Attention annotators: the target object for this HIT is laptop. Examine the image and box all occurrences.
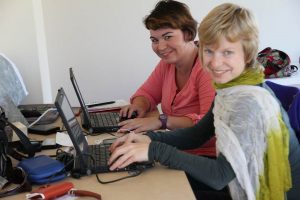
[55,88,154,175]
[69,67,120,133]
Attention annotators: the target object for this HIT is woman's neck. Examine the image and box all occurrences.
[175,42,198,75]
[175,42,198,91]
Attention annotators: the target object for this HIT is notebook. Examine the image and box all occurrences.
[69,67,120,133]
[54,88,154,175]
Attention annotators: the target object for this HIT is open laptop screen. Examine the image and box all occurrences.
[69,68,91,127]
[55,88,88,153]
[69,68,121,133]
[55,88,154,174]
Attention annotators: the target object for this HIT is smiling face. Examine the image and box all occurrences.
[150,28,189,64]
[202,36,246,84]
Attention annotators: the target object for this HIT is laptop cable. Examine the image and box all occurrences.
[95,169,142,184]
[90,154,143,184]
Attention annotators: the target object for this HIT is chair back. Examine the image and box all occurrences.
[265,81,300,141]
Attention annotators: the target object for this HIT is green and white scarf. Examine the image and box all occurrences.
[213,68,291,200]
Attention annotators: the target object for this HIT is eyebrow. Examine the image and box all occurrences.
[150,31,173,40]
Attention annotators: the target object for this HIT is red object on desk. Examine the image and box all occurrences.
[26,181,74,200]
[26,181,102,200]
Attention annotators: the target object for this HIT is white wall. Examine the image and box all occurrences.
[0,0,42,103]
[1,0,300,106]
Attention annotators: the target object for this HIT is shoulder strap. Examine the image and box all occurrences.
[0,107,35,160]
[5,120,35,158]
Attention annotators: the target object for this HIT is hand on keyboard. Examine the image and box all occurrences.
[119,111,138,122]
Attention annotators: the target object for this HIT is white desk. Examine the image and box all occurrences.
[266,70,300,87]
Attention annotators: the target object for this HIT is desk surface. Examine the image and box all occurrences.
[8,164,195,200]
[6,128,196,199]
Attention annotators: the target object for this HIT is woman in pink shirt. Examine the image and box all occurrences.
[119,0,215,155]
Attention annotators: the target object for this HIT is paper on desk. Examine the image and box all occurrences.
[56,131,74,146]
[87,99,129,112]
[55,194,76,200]
[56,131,110,148]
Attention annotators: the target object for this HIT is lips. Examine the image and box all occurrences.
[159,50,172,58]
[210,69,231,78]
[213,69,229,74]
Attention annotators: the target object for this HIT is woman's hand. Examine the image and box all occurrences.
[108,132,151,170]
[119,104,146,118]
[109,131,151,151]
[118,117,161,133]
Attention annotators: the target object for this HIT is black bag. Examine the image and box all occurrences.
[0,107,32,198]
[0,106,37,161]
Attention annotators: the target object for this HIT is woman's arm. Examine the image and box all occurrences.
[149,141,235,190]
[108,130,235,190]
[130,61,166,111]
[119,61,165,122]
[147,104,215,150]
[165,115,194,129]
[120,96,151,118]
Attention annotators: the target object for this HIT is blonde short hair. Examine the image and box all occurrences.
[198,3,260,68]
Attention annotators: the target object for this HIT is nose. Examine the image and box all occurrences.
[157,40,167,51]
[210,54,222,68]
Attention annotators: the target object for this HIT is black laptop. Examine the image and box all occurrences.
[69,67,120,133]
[55,88,154,175]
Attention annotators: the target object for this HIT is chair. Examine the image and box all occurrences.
[265,81,300,141]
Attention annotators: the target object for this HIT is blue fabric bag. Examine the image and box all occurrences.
[18,155,66,184]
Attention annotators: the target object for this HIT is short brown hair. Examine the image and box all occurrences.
[144,0,197,41]
[198,3,259,68]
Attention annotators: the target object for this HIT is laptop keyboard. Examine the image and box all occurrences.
[74,143,155,174]
[90,112,119,127]
[87,144,111,171]
[73,143,111,173]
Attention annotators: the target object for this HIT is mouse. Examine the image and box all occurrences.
[119,111,138,122]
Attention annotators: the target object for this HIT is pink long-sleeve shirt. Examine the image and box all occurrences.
[131,58,215,124]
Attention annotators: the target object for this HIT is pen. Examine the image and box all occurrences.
[86,101,115,108]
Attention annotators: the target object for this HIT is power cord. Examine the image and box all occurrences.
[56,148,75,172]
[70,153,143,184]
[95,170,142,184]
[89,154,143,184]
[35,148,77,185]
